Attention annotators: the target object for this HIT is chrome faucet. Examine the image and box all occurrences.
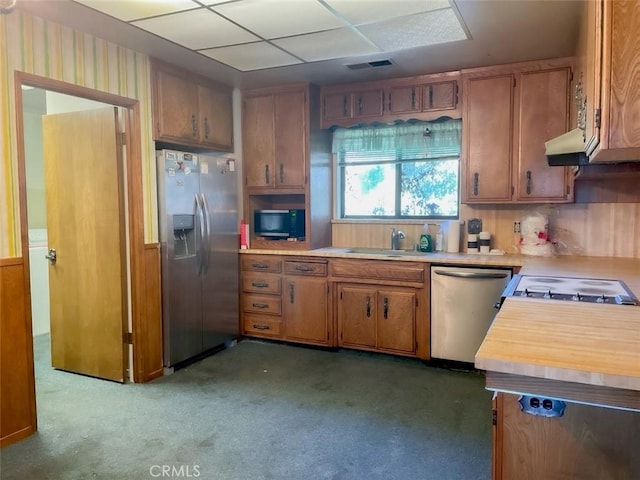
[390,228,406,250]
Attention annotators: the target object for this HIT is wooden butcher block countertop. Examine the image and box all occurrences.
[475,298,640,391]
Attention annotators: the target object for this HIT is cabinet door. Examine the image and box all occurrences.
[388,85,422,115]
[243,95,275,188]
[425,81,457,111]
[516,68,571,201]
[376,289,416,354]
[198,84,233,151]
[463,74,515,202]
[274,90,306,189]
[283,277,328,344]
[338,285,376,348]
[323,92,351,123]
[154,69,199,142]
[352,89,385,119]
[597,0,640,159]
[496,392,640,480]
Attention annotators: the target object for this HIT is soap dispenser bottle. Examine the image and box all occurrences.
[419,224,433,252]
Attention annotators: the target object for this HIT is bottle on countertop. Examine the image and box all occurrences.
[419,224,433,252]
[435,224,444,252]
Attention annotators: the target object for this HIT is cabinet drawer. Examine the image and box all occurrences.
[284,260,327,277]
[242,272,282,294]
[243,314,282,337]
[242,293,282,315]
[241,255,282,273]
[331,259,425,283]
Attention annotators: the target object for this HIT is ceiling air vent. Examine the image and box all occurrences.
[346,59,393,70]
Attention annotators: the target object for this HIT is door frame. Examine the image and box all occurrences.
[14,71,153,387]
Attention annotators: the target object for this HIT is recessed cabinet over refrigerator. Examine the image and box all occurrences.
[157,149,239,368]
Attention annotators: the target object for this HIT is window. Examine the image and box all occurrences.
[333,119,461,219]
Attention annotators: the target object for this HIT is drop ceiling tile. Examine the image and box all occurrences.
[75,0,199,22]
[272,28,380,62]
[132,8,259,49]
[200,42,303,71]
[325,0,450,26]
[357,8,467,52]
[211,0,344,39]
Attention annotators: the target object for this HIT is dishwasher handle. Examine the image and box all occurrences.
[433,270,510,279]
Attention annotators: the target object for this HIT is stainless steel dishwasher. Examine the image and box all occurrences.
[430,265,512,363]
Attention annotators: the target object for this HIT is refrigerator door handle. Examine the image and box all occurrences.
[200,193,212,273]
[195,193,206,274]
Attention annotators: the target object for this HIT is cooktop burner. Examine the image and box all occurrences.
[503,275,638,305]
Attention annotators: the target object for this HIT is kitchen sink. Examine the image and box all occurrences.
[345,248,429,257]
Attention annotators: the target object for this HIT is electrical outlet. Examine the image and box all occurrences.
[513,221,521,233]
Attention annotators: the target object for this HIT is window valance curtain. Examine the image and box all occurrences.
[332,119,462,160]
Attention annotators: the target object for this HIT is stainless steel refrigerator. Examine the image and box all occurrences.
[157,149,239,368]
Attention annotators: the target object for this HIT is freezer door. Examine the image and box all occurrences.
[157,151,204,366]
[199,156,239,350]
[430,266,512,362]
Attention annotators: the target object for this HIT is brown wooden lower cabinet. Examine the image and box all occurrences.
[240,255,331,346]
[337,284,417,355]
[493,392,640,480]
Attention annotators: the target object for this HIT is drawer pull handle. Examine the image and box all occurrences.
[204,117,210,139]
[383,297,389,319]
[366,296,371,317]
[294,265,313,272]
[253,324,270,330]
[526,170,532,195]
[251,263,269,269]
[251,281,269,288]
[473,172,479,196]
[252,303,269,309]
[289,284,295,304]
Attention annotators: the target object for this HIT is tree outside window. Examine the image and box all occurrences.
[334,119,461,219]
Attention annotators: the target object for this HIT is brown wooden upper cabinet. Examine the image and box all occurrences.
[321,88,384,125]
[150,60,233,151]
[389,80,457,116]
[462,60,573,204]
[320,72,460,128]
[242,86,307,190]
[575,0,640,163]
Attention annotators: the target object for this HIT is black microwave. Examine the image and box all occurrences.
[254,209,305,239]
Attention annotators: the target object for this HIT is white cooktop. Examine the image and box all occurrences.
[515,276,630,297]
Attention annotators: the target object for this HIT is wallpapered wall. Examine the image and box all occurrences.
[1,9,158,258]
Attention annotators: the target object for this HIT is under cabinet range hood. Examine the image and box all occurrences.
[545,128,590,166]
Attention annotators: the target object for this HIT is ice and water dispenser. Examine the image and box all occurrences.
[172,214,195,258]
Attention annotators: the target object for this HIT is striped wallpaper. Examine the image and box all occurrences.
[1,8,158,258]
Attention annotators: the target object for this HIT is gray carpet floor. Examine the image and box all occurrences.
[1,334,492,480]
